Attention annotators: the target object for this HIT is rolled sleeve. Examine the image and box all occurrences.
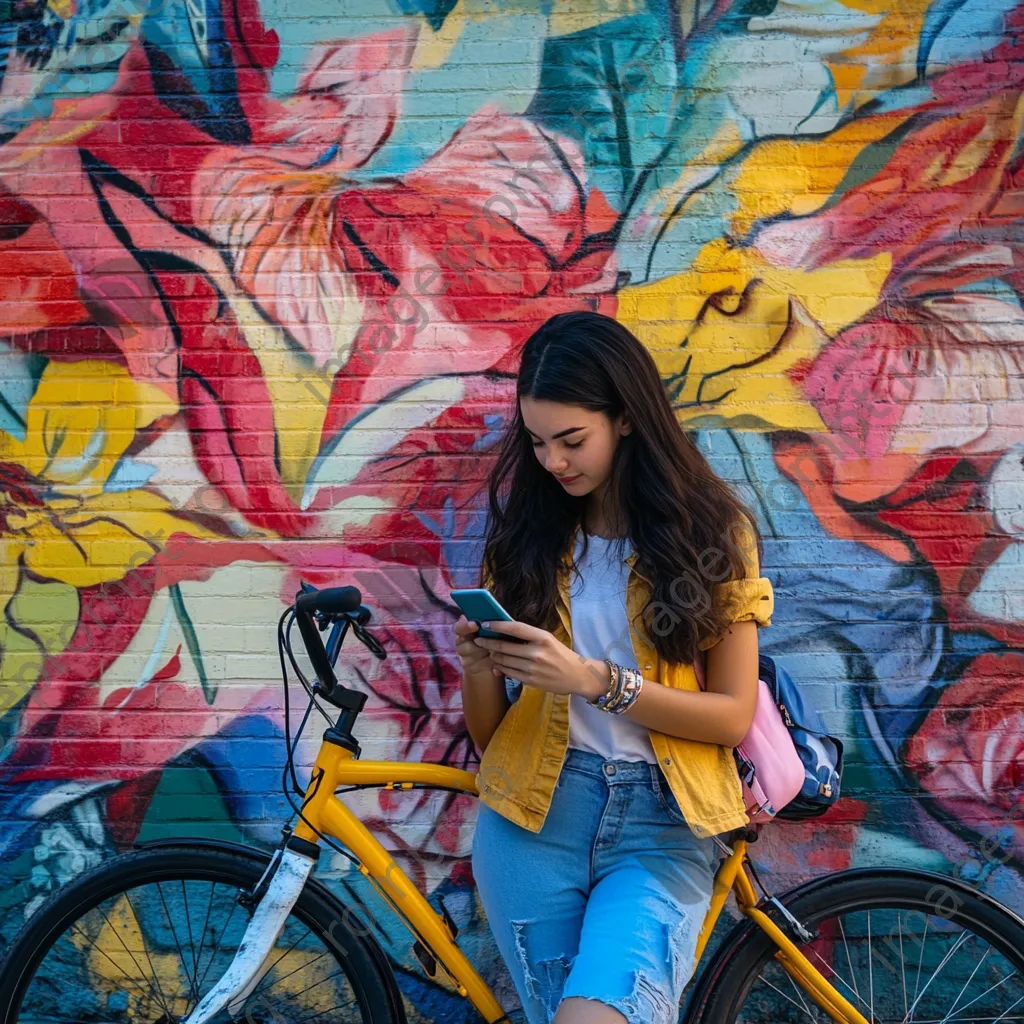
[699,576,775,651]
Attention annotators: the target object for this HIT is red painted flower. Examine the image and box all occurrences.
[906,651,1024,858]
[192,31,617,521]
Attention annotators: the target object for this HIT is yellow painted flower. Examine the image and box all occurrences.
[0,359,221,716]
[619,239,891,431]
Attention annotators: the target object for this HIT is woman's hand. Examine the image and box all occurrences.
[455,616,501,683]
[473,621,610,700]
[456,616,513,753]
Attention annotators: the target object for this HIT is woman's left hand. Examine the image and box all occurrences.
[473,621,609,700]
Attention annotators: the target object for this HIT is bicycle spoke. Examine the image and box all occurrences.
[784,962,818,1018]
[803,931,877,1017]
[690,872,1024,1024]
[192,879,217,998]
[71,915,149,997]
[939,945,991,1023]
[122,888,173,1014]
[61,935,164,1021]
[155,880,193,1003]
[11,859,384,1024]
[801,907,1022,1024]
[868,910,874,1021]
[905,929,973,1020]
[284,965,352,1003]
[77,902,169,1017]
[194,887,243,995]
[898,910,908,1021]
[838,916,862,1006]
[758,971,823,1020]
[47,938,152,1002]
[254,927,316,990]
[992,989,1024,1023]
[909,915,932,1022]
[937,968,1015,1022]
[291,992,362,1024]
[258,946,332,996]
[181,879,201,1007]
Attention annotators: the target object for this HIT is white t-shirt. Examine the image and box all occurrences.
[567,534,656,763]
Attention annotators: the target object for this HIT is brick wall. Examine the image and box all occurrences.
[0,0,1022,1020]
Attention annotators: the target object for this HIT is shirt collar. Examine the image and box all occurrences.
[565,526,642,571]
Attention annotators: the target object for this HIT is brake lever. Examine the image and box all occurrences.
[350,604,373,627]
[352,622,387,660]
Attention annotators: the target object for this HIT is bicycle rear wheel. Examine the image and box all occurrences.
[0,843,404,1024]
[698,869,1024,1023]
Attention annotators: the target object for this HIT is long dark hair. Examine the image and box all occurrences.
[482,311,762,664]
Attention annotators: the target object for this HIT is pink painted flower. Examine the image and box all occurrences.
[801,270,1024,496]
[755,82,1024,498]
[192,31,617,521]
[906,652,1024,859]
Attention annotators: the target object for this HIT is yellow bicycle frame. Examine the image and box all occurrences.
[293,738,871,1024]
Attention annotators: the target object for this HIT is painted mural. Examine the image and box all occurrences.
[0,0,1022,1017]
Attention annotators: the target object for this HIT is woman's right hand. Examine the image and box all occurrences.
[455,616,502,682]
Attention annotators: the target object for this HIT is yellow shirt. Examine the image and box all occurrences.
[476,544,774,838]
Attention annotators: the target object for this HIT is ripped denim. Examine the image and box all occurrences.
[472,749,720,1024]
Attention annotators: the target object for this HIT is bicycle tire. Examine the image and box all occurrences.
[0,842,405,1024]
[695,868,1024,1023]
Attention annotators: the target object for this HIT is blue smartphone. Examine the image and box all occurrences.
[450,589,528,643]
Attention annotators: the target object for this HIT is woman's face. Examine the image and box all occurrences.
[520,398,630,498]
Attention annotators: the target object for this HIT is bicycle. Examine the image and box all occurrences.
[3,582,1024,1023]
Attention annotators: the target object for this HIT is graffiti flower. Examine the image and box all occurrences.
[0,359,227,716]
[800,251,1024,499]
[192,29,616,518]
[906,651,1024,858]
[755,82,1024,499]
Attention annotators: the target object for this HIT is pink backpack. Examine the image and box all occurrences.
[693,652,805,824]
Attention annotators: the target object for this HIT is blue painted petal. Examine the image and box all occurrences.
[103,457,159,493]
[142,0,250,144]
[0,344,46,444]
[189,715,291,848]
[527,13,678,215]
[920,0,1018,75]
[391,0,459,33]
[917,0,969,75]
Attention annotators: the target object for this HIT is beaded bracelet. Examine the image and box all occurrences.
[588,662,644,715]
[588,662,620,712]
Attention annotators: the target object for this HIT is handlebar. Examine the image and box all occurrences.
[291,584,385,702]
[294,585,362,617]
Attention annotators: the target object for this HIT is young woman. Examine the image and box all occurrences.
[455,311,774,1024]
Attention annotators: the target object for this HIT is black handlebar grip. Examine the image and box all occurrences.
[294,586,362,617]
[292,586,363,696]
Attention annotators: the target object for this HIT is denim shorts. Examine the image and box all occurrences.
[472,748,720,1024]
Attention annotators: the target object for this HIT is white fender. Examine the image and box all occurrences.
[184,848,316,1024]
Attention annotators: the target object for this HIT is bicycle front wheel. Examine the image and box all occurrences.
[0,843,403,1024]
[700,869,1024,1024]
